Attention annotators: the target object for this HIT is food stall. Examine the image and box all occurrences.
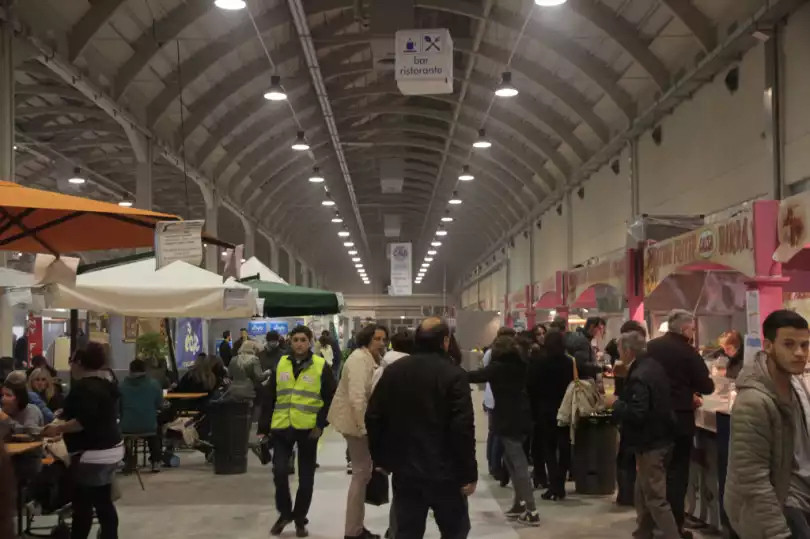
[566,248,632,338]
[528,271,565,328]
[505,287,530,330]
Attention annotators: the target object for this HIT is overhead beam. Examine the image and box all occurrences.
[661,0,717,52]
[67,0,126,62]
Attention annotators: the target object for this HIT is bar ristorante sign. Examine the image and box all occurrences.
[643,207,755,296]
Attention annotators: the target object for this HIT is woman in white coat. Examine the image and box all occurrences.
[327,324,389,539]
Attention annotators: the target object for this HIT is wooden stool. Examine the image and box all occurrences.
[122,433,155,491]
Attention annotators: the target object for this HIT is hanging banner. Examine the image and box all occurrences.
[154,220,204,270]
[567,250,627,303]
[774,190,810,262]
[395,28,453,95]
[26,313,42,362]
[389,242,412,296]
[643,207,754,296]
[175,318,202,369]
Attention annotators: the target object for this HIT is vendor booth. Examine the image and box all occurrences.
[528,271,565,328]
[566,248,632,337]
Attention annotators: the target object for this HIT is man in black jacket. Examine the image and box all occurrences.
[366,317,476,539]
[219,330,233,367]
[607,331,679,539]
[646,309,714,537]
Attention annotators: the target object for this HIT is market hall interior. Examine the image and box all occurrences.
[4,0,810,538]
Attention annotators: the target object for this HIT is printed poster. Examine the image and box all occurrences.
[389,242,412,296]
[175,318,202,369]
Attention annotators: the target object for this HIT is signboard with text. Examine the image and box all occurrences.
[27,313,42,363]
[567,251,627,303]
[389,242,413,296]
[643,207,755,296]
[395,28,453,95]
[154,220,204,270]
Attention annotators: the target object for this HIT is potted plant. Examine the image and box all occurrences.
[136,332,170,388]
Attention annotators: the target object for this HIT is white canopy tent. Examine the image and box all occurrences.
[44,258,256,318]
[240,256,286,284]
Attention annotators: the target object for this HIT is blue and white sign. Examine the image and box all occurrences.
[175,318,202,369]
[389,242,412,296]
[269,321,290,336]
[395,28,453,95]
[248,320,269,338]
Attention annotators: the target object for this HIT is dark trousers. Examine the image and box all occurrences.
[71,484,118,539]
[666,418,693,531]
[273,430,318,524]
[786,506,810,539]
[541,421,570,496]
[123,433,162,467]
[485,411,505,477]
[616,430,636,505]
[392,477,470,539]
[530,422,548,486]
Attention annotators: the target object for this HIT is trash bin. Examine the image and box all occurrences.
[572,413,618,495]
[210,400,252,475]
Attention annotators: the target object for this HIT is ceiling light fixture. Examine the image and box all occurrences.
[118,201,133,207]
[291,130,310,151]
[428,250,437,255]
[355,264,363,269]
[425,257,434,262]
[459,165,474,181]
[331,215,343,223]
[535,0,567,5]
[264,75,288,101]
[473,129,492,149]
[214,0,246,10]
[431,241,442,247]
[338,230,350,237]
[67,167,86,185]
[495,71,519,98]
[352,257,361,262]
[448,191,462,205]
[441,215,454,222]
[436,229,448,237]
[308,167,325,183]
[348,250,358,255]
[321,192,335,206]
[343,242,355,247]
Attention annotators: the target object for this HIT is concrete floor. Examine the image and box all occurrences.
[108,390,707,538]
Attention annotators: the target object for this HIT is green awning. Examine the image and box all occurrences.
[241,277,341,317]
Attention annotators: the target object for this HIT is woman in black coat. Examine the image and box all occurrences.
[527,330,574,500]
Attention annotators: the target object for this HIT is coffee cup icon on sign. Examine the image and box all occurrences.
[405,38,416,52]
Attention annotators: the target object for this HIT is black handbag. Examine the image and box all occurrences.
[365,470,390,506]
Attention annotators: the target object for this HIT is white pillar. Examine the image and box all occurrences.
[0,12,14,183]
[135,137,153,210]
[270,240,280,274]
[205,200,219,272]
[243,221,256,260]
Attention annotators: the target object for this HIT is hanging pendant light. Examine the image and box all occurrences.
[448,191,462,205]
[321,191,335,206]
[338,229,350,237]
[441,211,454,223]
[264,75,288,101]
[118,201,133,207]
[431,241,442,247]
[473,129,492,149]
[435,228,448,237]
[331,213,343,223]
[67,167,86,185]
[291,131,310,151]
[215,0,246,10]
[535,0,567,5]
[495,72,519,98]
[458,165,474,181]
[308,167,325,183]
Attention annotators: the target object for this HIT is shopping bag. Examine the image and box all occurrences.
[365,470,389,506]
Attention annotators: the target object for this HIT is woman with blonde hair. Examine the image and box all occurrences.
[27,367,64,412]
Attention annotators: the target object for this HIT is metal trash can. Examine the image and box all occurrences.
[210,400,252,475]
[573,413,618,495]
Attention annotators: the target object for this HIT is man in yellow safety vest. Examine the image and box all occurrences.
[258,325,336,538]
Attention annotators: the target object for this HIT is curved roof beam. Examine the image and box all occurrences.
[341,122,554,193]
[112,0,213,99]
[418,0,636,120]
[252,143,531,219]
[15,84,84,100]
[15,106,112,122]
[334,107,550,195]
[338,89,571,178]
[67,0,127,62]
[567,0,670,90]
[145,5,292,127]
[661,0,717,52]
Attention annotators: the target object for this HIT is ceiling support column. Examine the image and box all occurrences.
[0,4,14,185]
[135,135,153,210]
[204,199,219,272]
[764,24,785,200]
[269,239,280,276]
[289,256,297,286]
[243,220,256,260]
[565,192,574,270]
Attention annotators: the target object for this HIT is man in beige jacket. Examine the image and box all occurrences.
[328,324,388,539]
[725,310,809,538]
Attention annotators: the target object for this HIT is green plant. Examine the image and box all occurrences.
[136,332,168,368]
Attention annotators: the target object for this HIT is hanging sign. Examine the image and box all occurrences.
[774,190,810,262]
[175,318,202,369]
[395,28,453,95]
[27,313,42,363]
[154,220,204,270]
[643,207,754,296]
[389,242,412,296]
[568,250,627,304]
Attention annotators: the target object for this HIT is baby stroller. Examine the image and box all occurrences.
[25,448,72,538]
[164,409,213,463]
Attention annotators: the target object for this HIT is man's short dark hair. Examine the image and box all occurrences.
[414,318,450,354]
[129,359,147,373]
[321,330,330,337]
[585,317,606,332]
[223,330,231,339]
[496,327,516,338]
[356,324,387,348]
[390,330,414,355]
[240,328,247,333]
[266,330,280,342]
[763,310,809,342]
[620,320,647,338]
[76,342,107,370]
[550,317,567,332]
[289,325,313,340]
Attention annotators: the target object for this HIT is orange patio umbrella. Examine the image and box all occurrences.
[0,181,182,254]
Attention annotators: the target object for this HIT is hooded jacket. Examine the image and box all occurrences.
[724,352,795,539]
[119,373,162,434]
[225,341,268,402]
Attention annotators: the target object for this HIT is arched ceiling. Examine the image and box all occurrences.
[6,0,797,293]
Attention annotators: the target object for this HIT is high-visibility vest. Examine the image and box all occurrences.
[271,354,325,430]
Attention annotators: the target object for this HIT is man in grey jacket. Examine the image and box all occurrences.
[725,310,809,539]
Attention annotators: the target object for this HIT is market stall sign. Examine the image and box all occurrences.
[395,29,453,95]
[774,190,810,263]
[644,208,754,296]
[568,251,627,303]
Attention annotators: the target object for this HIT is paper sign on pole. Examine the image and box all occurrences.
[223,245,244,280]
[389,242,412,296]
[154,220,204,270]
[395,28,453,95]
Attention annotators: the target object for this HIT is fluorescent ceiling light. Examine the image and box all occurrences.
[459,166,474,181]
[441,216,454,222]
[473,129,492,149]
[291,130,310,151]
[215,0,246,9]
[308,167,325,183]
[264,75,287,101]
[495,72,519,98]
[118,201,133,207]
